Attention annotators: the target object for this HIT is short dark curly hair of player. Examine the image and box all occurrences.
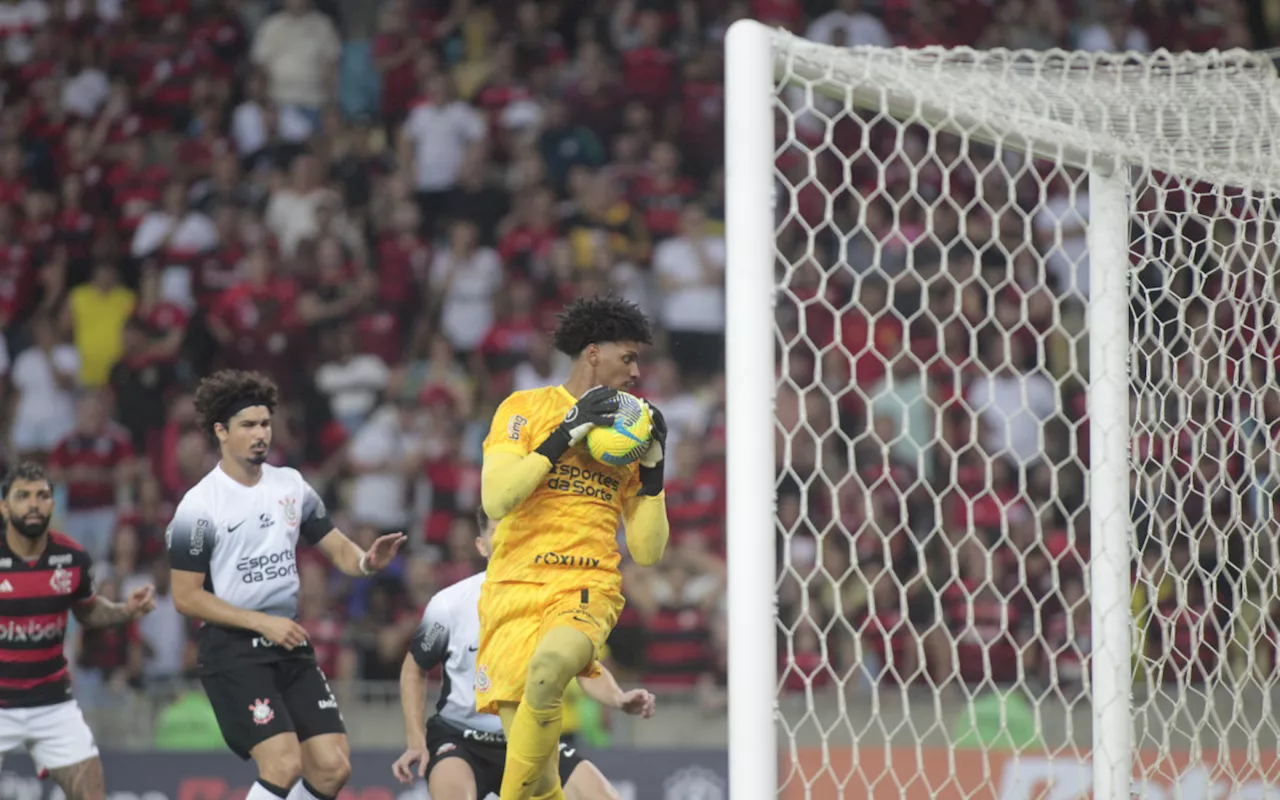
[1,462,49,498]
[194,370,280,438]
[551,295,653,356]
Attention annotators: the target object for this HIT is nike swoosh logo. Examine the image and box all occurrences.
[468,645,479,652]
[228,521,244,532]
[572,616,592,624]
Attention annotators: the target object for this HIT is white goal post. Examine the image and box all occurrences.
[725,18,1280,800]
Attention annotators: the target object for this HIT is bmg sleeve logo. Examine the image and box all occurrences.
[507,414,529,441]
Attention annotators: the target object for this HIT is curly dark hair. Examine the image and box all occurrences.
[1,461,49,498]
[193,370,280,438]
[551,295,653,356]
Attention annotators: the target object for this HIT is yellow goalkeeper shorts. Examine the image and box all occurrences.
[474,580,624,716]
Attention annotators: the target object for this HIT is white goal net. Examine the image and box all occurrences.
[724,21,1280,800]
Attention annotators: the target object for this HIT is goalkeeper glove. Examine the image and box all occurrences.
[637,400,667,497]
[535,386,620,463]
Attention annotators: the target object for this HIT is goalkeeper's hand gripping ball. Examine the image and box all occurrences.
[586,391,652,467]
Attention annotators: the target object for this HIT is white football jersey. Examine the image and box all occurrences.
[166,463,334,620]
[411,572,503,734]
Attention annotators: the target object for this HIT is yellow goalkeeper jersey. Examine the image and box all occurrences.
[482,386,641,594]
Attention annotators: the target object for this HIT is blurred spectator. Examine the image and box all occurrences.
[125,557,187,684]
[1076,0,1152,52]
[966,336,1058,470]
[653,202,724,382]
[805,0,891,47]
[9,314,78,462]
[429,218,502,356]
[131,180,219,265]
[250,0,341,130]
[345,389,421,534]
[108,317,176,455]
[315,323,391,434]
[64,262,135,388]
[48,391,135,563]
[399,72,487,229]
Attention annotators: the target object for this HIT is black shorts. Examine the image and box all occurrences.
[201,658,346,760]
[423,717,583,796]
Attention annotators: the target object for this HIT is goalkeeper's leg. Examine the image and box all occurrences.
[498,626,595,800]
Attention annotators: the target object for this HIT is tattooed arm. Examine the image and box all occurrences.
[72,585,155,629]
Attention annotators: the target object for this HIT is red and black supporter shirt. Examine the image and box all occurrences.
[0,533,96,708]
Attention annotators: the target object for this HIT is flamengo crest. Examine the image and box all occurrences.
[49,567,72,595]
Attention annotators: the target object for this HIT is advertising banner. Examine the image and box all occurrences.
[782,748,1280,800]
[0,750,728,800]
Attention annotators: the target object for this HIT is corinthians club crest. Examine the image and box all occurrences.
[280,496,298,526]
[249,698,274,726]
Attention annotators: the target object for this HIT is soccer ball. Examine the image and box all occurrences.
[586,392,652,467]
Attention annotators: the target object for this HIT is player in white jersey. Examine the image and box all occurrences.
[392,509,655,799]
[167,371,406,800]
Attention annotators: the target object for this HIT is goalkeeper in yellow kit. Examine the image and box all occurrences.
[477,296,669,800]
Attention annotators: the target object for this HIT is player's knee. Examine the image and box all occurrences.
[525,649,577,709]
[307,748,352,793]
[259,753,303,788]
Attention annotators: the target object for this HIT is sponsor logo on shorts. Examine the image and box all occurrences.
[49,567,72,595]
[476,665,491,693]
[463,729,506,744]
[249,698,274,726]
[533,552,601,568]
[318,696,338,710]
[435,743,457,755]
[507,414,528,441]
[251,636,309,649]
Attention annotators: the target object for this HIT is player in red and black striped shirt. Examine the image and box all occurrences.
[0,462,156,800]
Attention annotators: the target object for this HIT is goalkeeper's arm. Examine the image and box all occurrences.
[622,400,670,566]
[482,387,622,520]
[623,494,668,566]
[481,450,556,520]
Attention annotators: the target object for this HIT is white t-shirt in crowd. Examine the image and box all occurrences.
[250,10,341,108]
[232,101,314,155]
[265,188,328,258]
[430,247,503,351]
[654,235,726,333]
[130,211,219,260]
[402,101,487,192]
[11,344,79,445]
[967,372,1058,468]
[346,406,416,530]
[1034,192,1091,298]
[315,355,391,422]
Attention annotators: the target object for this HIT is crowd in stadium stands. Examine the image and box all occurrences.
[0,0,1276,716]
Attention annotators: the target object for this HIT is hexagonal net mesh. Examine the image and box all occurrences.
[760,28,1280,800]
